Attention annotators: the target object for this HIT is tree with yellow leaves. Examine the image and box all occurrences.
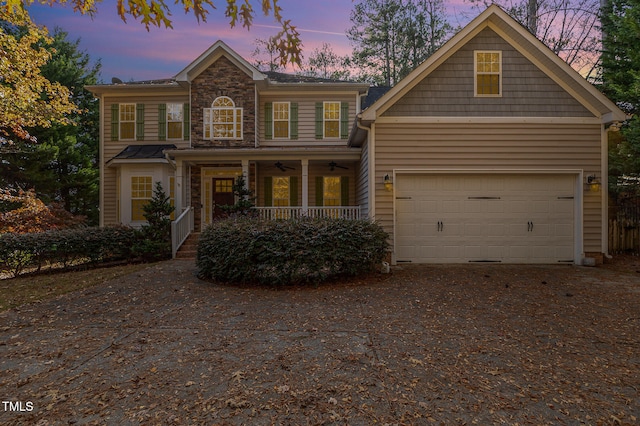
[0,9,78,142]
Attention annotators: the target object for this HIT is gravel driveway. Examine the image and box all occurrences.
[1,259,639,425]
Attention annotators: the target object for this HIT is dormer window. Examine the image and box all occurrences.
[475,51,502,96]
[204,96,243,139]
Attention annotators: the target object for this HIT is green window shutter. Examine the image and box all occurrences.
[340,176,349,206]
[157,104,166,141]
[315,102,323,139]
[264,177,273,207]
[111,104,119,141]
[340,102,349,139]
[136,103,145,141]
[264,102,273,140]
[183,103,190,141]
[290,176,298,206]
[315,177,324,206]
[290,103,298,140]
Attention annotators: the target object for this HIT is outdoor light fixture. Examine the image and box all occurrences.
[586,174,601,192]
[383,174,393,192]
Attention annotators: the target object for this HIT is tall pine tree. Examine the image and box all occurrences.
[601,0,640,192]
[0,27,101,224]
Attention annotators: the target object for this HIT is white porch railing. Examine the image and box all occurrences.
[171,206,194,258]
[254,206,361,220]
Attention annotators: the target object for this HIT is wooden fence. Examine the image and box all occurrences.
[609,195,640,254]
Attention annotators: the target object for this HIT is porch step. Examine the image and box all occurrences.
[175,232,200,259]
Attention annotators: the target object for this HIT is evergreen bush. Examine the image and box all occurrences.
[196,217,389,285]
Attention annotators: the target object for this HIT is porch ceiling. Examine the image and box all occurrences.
[164,147,362,163]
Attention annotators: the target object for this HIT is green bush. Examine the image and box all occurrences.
[0,226,142,277]
[196,217,389,285]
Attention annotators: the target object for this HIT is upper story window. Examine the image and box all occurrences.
[167,103,183,139]
[273,102,290,139]
[204,96,243,140]
[475,51,502,96]
[315,102,349,140]
[111,103,144,141]
[119,103,136,140]
[323,102,341,138]
[264,102,298,140]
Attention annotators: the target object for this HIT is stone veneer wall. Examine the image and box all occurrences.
[191,56,256,148]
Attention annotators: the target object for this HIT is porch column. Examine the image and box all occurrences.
[241,159,249,188]
[301,159,309,214]
[175,159,183,213]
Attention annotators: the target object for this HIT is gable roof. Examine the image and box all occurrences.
[174,40,265,82]
[360,4,626,124]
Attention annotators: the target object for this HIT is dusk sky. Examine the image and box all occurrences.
[28,1,477,83]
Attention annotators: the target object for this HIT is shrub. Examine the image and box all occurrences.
[0,226,141,277]
[196,217,389,285]
[136,181,174,260]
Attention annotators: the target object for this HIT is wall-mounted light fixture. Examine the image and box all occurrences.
[586,174,601,192]
[383,174,393,192]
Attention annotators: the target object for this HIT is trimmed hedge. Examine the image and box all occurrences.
[196,217,389,285]
[0,226,159,277]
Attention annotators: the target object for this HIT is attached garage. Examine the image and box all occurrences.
[394,173,578,264]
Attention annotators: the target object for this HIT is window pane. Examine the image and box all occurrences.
[168,122,182,139]
[274,121,289,138]
[325,121,339,138]
[120,122,135,140]
[273,177,290,207]
[323,177,341,206]
[131,176,152,221]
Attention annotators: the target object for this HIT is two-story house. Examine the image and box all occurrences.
[88,5,625,265]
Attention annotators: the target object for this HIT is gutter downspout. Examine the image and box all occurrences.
[356,115,373,221]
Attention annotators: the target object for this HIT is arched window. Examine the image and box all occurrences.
[203,96,243,140]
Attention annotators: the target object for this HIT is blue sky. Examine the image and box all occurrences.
[28,0,474,83]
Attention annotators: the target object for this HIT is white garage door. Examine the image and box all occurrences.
[395,174,575,263]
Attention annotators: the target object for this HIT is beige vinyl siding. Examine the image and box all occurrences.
[384,28,593,118]
[102,96,189,225]
[102,167,118,225]
[259,94,356,145]
[355,139,369,217]
[374,122,603,252]
[256,162,357,207]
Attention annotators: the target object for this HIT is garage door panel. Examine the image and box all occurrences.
[395,174,575,264]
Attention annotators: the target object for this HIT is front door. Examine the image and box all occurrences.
[212,178,235,218]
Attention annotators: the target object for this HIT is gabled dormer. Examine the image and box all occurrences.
[175,40,266,148]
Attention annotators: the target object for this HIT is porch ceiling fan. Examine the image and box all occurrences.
[329,161,348,171]
[274,161,295,172]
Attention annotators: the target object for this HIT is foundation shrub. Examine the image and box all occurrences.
[196,217,389,285]
[0,226,141,277]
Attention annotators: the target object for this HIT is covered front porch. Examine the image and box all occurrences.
[166,147,364,232]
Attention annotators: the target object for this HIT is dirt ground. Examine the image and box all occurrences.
[1,256,639,425]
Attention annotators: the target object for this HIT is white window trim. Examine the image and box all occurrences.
[273,101,290,139]
[130,175,153,222]
[323,101,341,139]
[204,96,243,140]
[119,103,136,141]
[474,50,502,98]
[166,103,183,140]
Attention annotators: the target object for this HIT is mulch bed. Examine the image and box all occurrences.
[1,257,639,425]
